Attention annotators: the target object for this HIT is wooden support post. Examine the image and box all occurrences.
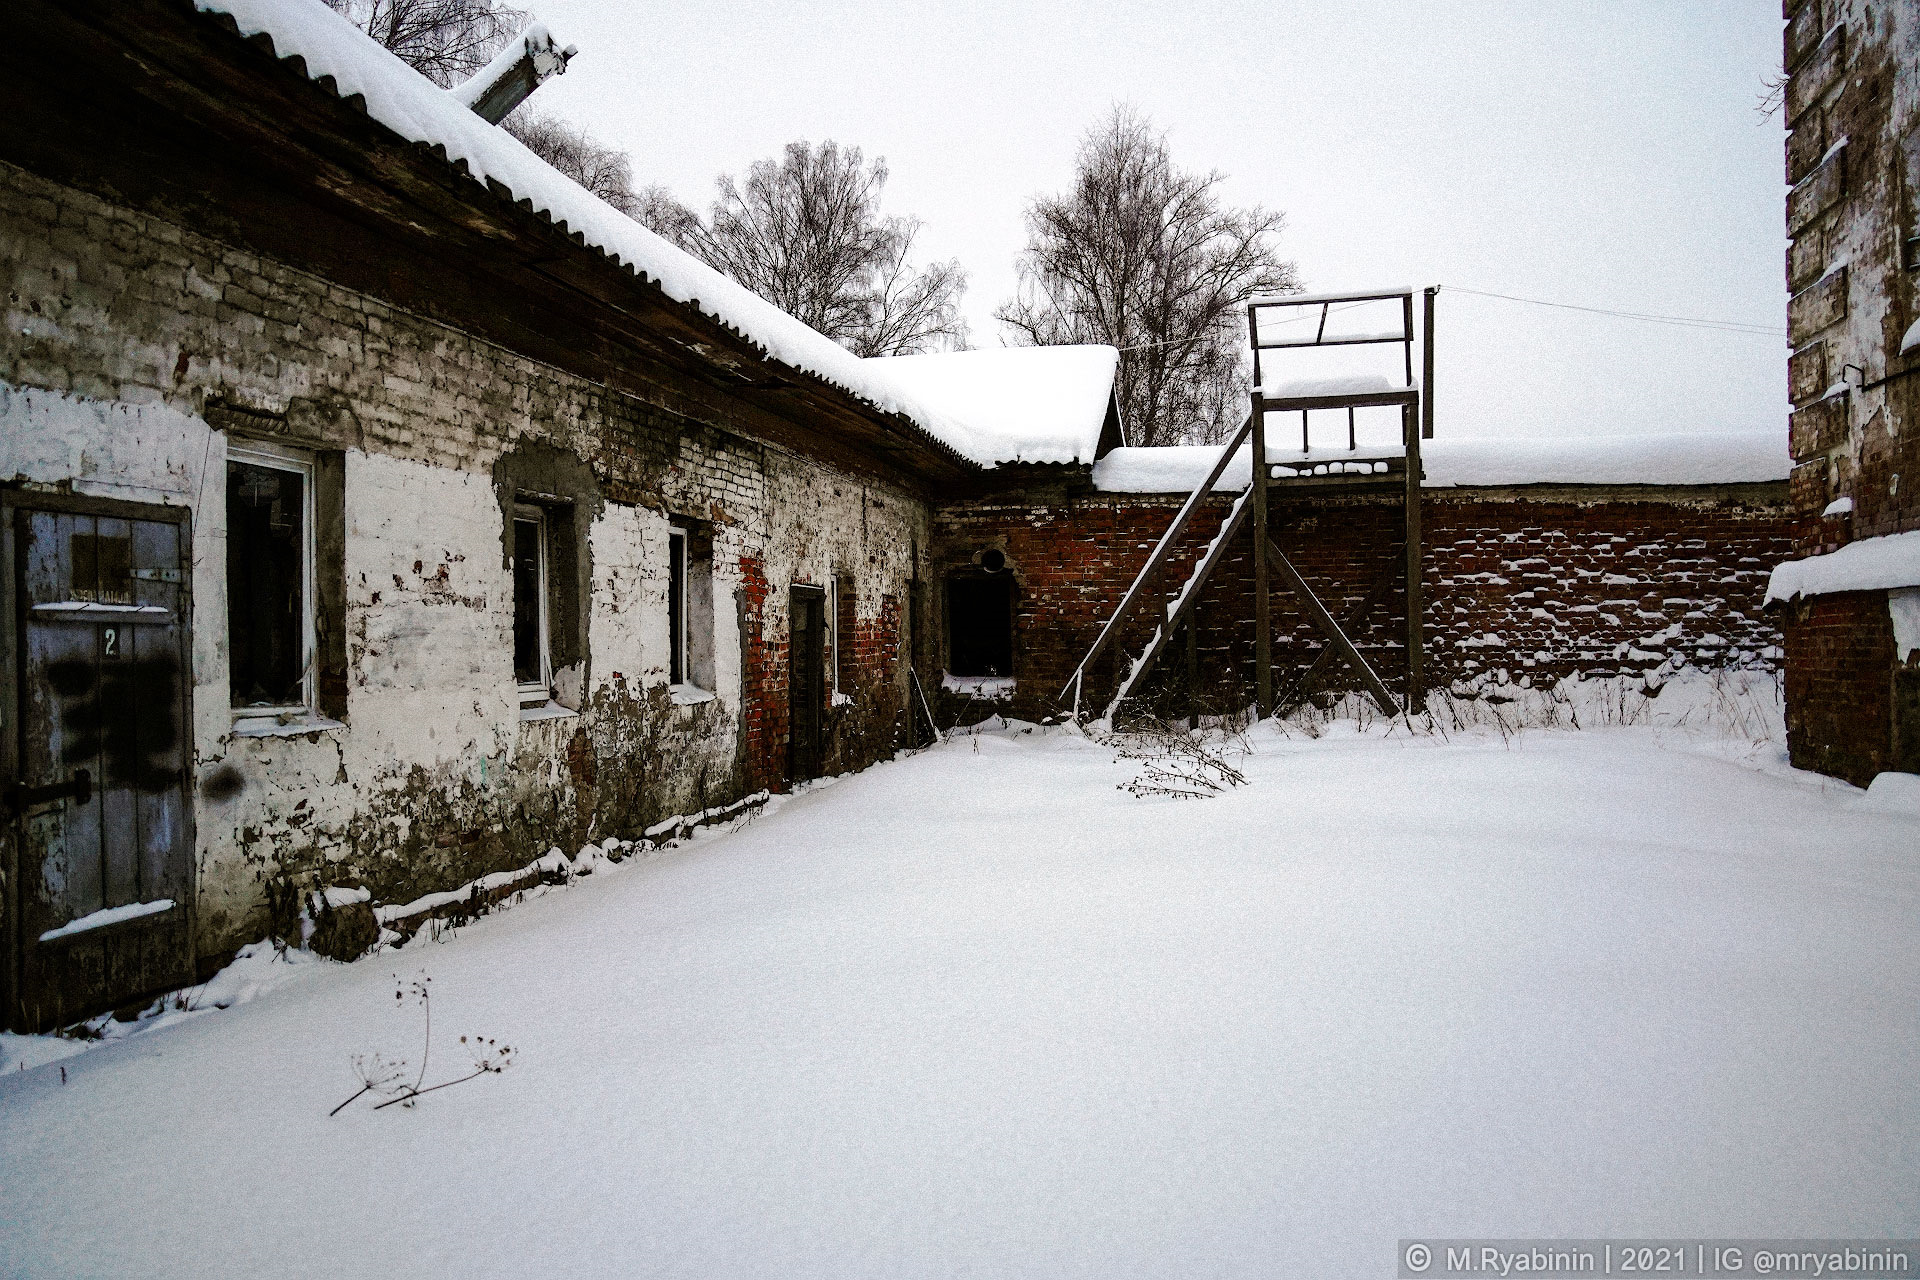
[1184,617,1199,724]
[1252,391,1272,719]
[1403,399,1424,713]
[1422,287,1436,440]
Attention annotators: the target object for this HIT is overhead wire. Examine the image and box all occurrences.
[1108,284,1785,358]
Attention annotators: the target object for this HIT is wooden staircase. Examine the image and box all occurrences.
[1061,286,1437,724]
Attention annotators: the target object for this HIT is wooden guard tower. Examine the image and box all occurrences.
[1062,285,1436,723]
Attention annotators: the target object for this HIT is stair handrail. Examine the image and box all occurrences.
[1057,411,1256,706]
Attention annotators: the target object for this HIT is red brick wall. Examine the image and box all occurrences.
[1781,590,1896,786]
[737,553,781,794]
[737,559,907,794]
[932,487,1794,724]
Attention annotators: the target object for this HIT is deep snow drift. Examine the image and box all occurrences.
[1,717,1915,1278]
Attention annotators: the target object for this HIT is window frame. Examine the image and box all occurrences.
[667,526,688,687]
[226,439,317,718]
[512,502,553,707]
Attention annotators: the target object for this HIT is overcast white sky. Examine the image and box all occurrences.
[520,0,1787,443]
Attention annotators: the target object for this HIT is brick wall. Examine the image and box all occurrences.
[1781,0,1920,544]
[1782,591,1896,785]
[1776,0,1920,785]
[933,486,1793,724]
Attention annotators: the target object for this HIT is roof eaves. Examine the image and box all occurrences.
[187,2,980,476]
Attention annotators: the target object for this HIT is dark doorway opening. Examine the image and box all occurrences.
[946,576,1014,677]
[788,586,826,784]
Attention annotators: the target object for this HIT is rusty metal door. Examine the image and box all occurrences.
[788,586,825,784]
[4,498,194,1030]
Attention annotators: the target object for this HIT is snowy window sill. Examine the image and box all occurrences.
[232,714,346,739]
[942,673,1017,699]
[39,898,176,943]
[519,700,579,723]
[670,684,716,706]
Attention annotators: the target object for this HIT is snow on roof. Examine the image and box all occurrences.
[1089,433,1790,494]
[193,0,1004,467]
[1248,286,1417,307]
[1765,529,1920,604]
[860,346,1118,465]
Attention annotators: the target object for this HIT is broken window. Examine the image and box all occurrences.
[946,575,1013,678]
[512,503,551,704]
[227,443,314,712]
[669,520,715,691]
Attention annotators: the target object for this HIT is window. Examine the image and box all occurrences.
[668,520,715,692]
[946,575,1013,678]
[667,527,686,686]
[512,503,551,705]
[228,442,315,713]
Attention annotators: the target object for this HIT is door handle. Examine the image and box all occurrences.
[3,769,92,814]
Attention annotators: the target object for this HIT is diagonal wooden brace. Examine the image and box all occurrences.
[1276,556,1403,714]
[1267,538,1400,716]
[1103,494,1252,718]
[1061,412,1254,705]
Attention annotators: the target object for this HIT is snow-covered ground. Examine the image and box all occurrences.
[2,713,1916,1277]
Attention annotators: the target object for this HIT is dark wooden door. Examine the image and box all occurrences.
[788,586,825,784]
[6,501,195,1030]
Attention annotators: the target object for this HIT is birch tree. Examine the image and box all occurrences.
[997,107,1298,446]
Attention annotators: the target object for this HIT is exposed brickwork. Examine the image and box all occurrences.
[1775,0,1919,783]
[1782,591,1896,786]
[1780,0,1919,544]
[933,488,1793,724]
[736,554,781,795]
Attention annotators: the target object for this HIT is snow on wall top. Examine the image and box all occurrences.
[1418,434,1790,488]
[1765,529,1920,603]
[1089,432,1792,494]
[192,0,1002,467]
[1259,373,1402,398]
[860,346,1118,465]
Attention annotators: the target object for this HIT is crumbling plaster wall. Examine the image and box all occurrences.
[1783,0,1920,546]
[1778,0,1920,781]
[0,161,927,961]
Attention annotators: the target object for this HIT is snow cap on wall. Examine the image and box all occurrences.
[1765,529,1920,604]
[192,0,1015,468]
[1090,432,1791,494]
[861,346,1120,466]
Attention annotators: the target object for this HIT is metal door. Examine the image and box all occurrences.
[788,586,825,784]
[5,498,194,1030]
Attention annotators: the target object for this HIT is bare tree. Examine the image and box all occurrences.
[500,112,700,247]
[325,0,528,87]
[997,106,1298,446]
[689,141,968,357]
[629,184,704,251]
[501,112,633,204]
